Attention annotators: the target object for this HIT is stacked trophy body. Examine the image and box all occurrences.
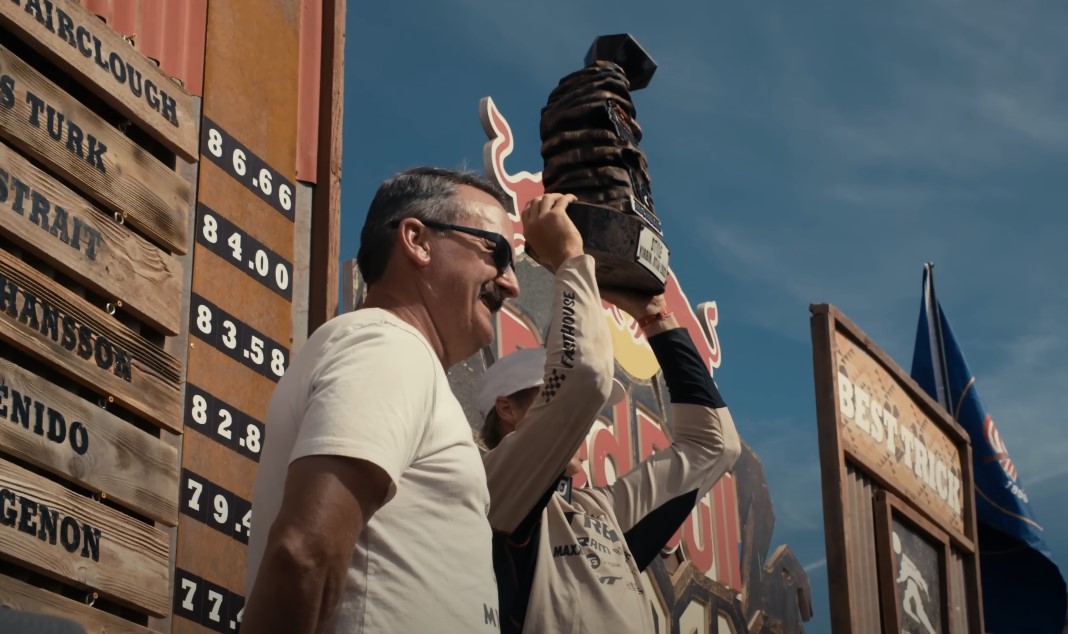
[539,34,669,294]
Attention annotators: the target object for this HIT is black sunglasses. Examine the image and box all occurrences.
[392,219,514,275]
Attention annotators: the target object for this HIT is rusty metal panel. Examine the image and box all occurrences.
[845,463,883,633]
[295,0,322,183]
[76,0,208,96]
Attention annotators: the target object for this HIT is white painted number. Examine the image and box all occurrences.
[255,250,269,276]
[202,214,218,243]
[191,395,208,425]
[258,168,273,196]
[207,128,223,158]
[218,409,233,439]
[245,424,261,453]
[180,577,197,611]
[270,349,285,377]
[186,479,203,511]
[275,263,289,291]
[233,148,247,176]
[228,232,242,260]
[242,509,252,535]
[279,183,292,211]
[207,589,224,622]
[222,321,237,349]
[213,495,228,524]
[249,336,264,365]
[196,305,212,334]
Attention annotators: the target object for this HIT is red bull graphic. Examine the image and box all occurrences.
[480,98,811,632]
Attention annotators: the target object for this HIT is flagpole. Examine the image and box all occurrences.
[925,262,953,414]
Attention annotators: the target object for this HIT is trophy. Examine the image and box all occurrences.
[539,34,669,294]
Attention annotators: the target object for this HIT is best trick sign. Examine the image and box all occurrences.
[810,304,983,633]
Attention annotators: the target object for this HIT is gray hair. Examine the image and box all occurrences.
[356,167,510,285]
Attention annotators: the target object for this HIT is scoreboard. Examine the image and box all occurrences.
[0,0,343,631]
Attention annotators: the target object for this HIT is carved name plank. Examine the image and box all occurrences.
[0,459,170,616]
[0,44,191,254]
[0,142,183,334]
[0,248,182,432]
[0,358,179,525]
[0,0,197,161]
[0,575,154,634]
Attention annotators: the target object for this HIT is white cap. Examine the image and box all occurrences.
[476,347,626,419]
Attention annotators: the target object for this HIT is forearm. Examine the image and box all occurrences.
[649,327,739,472]
[243,549,338,634]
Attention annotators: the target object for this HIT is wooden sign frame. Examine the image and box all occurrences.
[810,303,983,633]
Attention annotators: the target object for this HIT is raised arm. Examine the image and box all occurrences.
[597,299,741,570]
[483,195,615,533]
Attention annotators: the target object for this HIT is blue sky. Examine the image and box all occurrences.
[340,2,1068,631]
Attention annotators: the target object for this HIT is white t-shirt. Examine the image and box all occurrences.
[247,308,500,633]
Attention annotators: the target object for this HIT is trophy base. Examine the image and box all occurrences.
[565,201,669,294]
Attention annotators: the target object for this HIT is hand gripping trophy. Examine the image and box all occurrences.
[539,34,669,294]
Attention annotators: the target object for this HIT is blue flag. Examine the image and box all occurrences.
[911,263,1066,633]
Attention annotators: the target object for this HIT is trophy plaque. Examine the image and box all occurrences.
[539,34,669,294]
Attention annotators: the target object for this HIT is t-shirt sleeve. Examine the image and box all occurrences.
[289,321,436,503]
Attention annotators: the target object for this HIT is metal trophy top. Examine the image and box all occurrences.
[584,34,658,90]
[538,33,670,293]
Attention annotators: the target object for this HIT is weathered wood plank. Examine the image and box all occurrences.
[0,0,197,161]
[0,357,179,525]
[0,44,191,254]
[0,459,170,616]
[834,327,966,537]
[0,142,183,334]
[0,574,156,634]
[0,248,182,432]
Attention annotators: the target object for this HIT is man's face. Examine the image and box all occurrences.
[428,186,519,364]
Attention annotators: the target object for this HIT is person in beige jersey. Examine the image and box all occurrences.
[480,280,742,633]
[243,166,581,633]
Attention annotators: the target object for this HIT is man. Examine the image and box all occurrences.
[480,283,742,633]
[243,167,579,633]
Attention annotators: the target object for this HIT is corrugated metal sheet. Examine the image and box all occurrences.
[76,0,208,96]
[845,463,883,632]
[296,0,322,182]
[79,1,327,179]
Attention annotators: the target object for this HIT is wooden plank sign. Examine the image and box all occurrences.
[0,459,170,616]
[0,575,153,634]
[0,248,182,432]
[810,304,982,633]
[0,142,183,334]
[0,357,179,525]
[0,44,191,254]
[0,0,198,161]
[833,326,965,536]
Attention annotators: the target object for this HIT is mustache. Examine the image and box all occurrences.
[479,283,505,313]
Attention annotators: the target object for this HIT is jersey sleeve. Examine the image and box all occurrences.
[483,255,615,533]
[602,327,742,569]
[289,321,437,504]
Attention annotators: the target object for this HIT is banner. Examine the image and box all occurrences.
[911,263,1066,633]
